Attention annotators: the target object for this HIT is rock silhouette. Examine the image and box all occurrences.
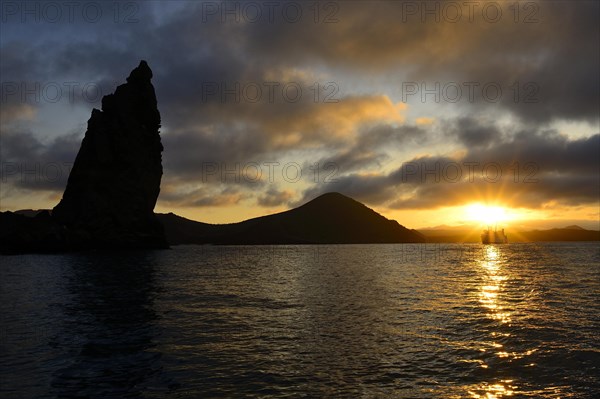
[0,210,67,253]
[52,60,168,249]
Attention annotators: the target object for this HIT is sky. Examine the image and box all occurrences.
[1,0,599,230]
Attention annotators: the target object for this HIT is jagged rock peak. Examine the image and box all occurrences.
[51,60,167,249]
[127,60,153,84]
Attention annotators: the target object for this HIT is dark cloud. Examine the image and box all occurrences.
[158,185,248,208]
[239,1,600,123]
[448,117,503,148]
[162,126,271,181]
[297,173,392,207]
[0,129,80,191]
[5,1,597,125]
[464,130,600,175]
[311,123,430,175]
[316,149,384,175]
[257,187,294,207]
[191,190,248,207]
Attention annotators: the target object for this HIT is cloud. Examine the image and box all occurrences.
[447,117,503,148]
[192,190,247,207]
[0,103,36,125]
[1,0,598,219]
[158,184,248,208]
[0,129,80,192]
[312,123,430,174]
[415,117,434,126]
[257,188,294,207]
[161,94,407,183]
[239,1,599,123]
[297,173,392,207]
[3,1,597,127]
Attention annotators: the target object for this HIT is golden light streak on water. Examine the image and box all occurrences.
[475,246,517,397]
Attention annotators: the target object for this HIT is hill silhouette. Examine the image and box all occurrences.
[158,192,426,244]
[518,228,600,242]
[563,225,585,230]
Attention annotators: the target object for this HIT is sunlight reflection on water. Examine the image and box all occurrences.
[1,243,599,398]
[470,245,516,398]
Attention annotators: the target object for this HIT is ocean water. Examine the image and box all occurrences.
[1,243,599,398]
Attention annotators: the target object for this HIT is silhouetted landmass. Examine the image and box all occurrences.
[11,209,44,218]
[0,61,167,253]
[517,228,600,242]
[563,225,586,230]
[4,201,598,252]
[157,192,426,245]
[420,226,600,243]
[0,211,67,253]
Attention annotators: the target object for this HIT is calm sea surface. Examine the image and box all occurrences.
[1,243,599,398]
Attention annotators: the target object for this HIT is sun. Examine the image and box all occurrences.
[465,203,508,226]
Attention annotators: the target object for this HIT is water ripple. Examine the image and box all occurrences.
[1,243,599,398]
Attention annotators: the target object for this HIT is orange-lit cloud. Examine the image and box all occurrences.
[0,104,36,125]
[415,117,435,126]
